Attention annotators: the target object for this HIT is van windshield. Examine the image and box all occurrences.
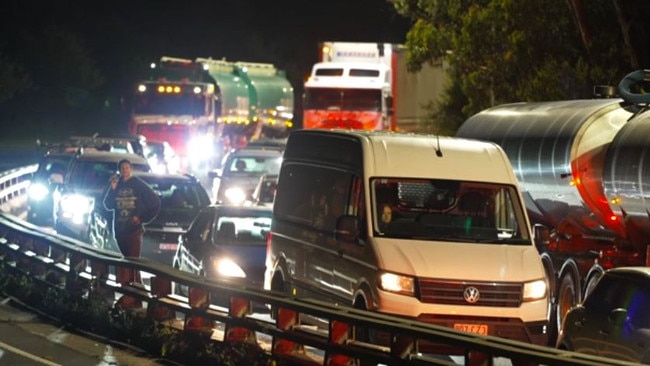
[371,178,530,244]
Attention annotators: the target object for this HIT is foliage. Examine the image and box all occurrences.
[391,0,648,133]
[0,262,274,365]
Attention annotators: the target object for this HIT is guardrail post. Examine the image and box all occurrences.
[272,306,306,358]
[89,260,114,300]
[148,276,174,321]
[224,296,256,344]
[184,287,213,338]
[325,320,351,366]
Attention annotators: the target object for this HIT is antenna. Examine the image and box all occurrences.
[435,134,443,157]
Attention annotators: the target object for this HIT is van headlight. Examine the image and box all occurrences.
[28,183,49,201]
[523,279,547,301]
[212,257,246,278]
[379,272,415,297]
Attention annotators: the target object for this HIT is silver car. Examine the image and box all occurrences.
[209,147,282,205]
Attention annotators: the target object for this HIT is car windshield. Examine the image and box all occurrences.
[187,210,271,246]
[36,156,71,182]
[68,161,149,190]
[215,215,271,246]
[226,155,281,176]
[144,179,211,213]
[371,178,530,244]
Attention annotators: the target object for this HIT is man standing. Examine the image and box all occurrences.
[104,158,160,285]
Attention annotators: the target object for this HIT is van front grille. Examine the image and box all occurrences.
[417,279,522,307]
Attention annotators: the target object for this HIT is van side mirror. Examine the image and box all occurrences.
[335,215,359,243]
[385,96,394,116]
[532,224,550,254]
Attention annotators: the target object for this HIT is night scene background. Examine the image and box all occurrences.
[1,0,410,141]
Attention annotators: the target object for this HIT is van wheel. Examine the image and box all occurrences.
[556,271,579,337]
[269,273,285,320]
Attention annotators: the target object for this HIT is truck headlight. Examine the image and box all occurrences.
[213,257,246,278]
[523,279,548,301]
[59,194,94,224]
[28,183,49,201]
[379,272,415,297]
[188,136,214,164]
[224,187,246,205]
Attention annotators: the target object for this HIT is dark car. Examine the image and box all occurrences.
[27,151,74,226]
[54,150,151,241]
[89,172,212,265]
[173,205,272,305]
[209,147,283,205]
[556,267,650,363]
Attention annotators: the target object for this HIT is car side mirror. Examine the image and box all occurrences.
[208,170,221,179]
[609,308,628,327]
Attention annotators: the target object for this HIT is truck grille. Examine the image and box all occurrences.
[417,278,522,307]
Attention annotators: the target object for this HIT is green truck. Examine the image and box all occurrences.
[129,56,294,172]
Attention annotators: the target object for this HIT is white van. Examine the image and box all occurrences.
[264,129,550,351]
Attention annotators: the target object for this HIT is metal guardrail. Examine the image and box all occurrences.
[0,165,638,366]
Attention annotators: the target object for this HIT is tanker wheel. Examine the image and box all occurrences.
[556,272,579,337]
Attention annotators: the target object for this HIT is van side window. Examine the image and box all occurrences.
[275,163,359,233]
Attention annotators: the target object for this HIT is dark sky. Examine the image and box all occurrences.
[6,0,411,83]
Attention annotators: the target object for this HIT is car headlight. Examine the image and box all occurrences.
[379,272,415,297]
[212,257,246,278]
[59,194,94,224]
[523,279,548,301]
[224,187,246,205]
[28,183,49,201]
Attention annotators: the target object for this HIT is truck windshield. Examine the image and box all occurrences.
[134,87,208,116]
[371,178,530,244]
[304,88,381,111]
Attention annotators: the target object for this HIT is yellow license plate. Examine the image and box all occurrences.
[453,323,488,335]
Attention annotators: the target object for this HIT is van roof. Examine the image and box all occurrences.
[286,129,516,184]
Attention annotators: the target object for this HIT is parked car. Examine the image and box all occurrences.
[556,267,650,363]
[209,146,283,205]
[54,150,151,241]
[89,172,212,265]
[27,150,74,226]
[173,204,272,306]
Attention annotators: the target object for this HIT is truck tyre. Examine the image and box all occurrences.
[556,271,579,337]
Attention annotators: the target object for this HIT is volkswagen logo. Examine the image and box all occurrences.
[463,286,480,304]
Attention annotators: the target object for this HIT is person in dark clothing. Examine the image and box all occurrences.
[103,159,160,285]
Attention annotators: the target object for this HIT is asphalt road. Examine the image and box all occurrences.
[0,296,177,366]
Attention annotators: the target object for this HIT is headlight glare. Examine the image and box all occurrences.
[379,272,415,296]
[224,187,246,205]
[523,279,548,301]
[214,258,246,278]
[28,183,49,201]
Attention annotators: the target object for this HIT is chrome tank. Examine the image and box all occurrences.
[456,99,635,238]
[604,109,650,243]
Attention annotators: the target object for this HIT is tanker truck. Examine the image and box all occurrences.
[303,42,448,132]
[129,56,294,173]
[455,70,650,344]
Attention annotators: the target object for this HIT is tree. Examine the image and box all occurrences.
[391,0,648,133]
